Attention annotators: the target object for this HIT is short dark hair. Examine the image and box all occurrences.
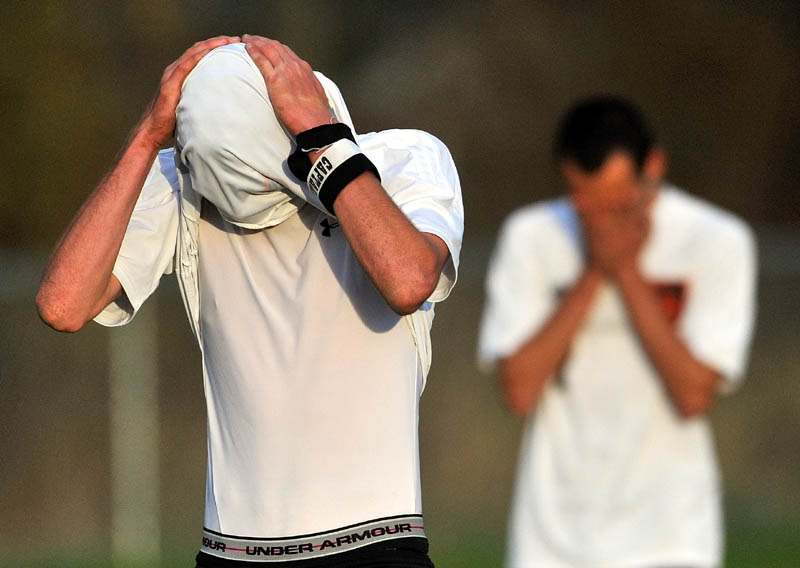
[553,96,655,172]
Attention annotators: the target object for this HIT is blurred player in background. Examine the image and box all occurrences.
[37,34,463,568]
[478,96,756,567]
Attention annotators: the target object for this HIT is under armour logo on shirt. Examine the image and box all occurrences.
[320,219,340,237]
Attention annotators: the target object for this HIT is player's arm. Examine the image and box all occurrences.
[614,265,720,418]
[332,177,451,314]
[36,35,240,332]
[584,198,720,418]
[499,269,602,416]
[244,35,449,315]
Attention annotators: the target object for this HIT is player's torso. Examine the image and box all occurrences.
[195,201,424,538]
[509,190,723,563]
[529,191,700,412]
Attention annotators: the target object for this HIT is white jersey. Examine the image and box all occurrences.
[95,128,463,559]
[197,128,462,538]
[478,187,756,568]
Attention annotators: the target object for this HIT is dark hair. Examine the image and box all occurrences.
[553,96,655,172]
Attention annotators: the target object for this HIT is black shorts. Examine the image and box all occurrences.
[195,536,434,567]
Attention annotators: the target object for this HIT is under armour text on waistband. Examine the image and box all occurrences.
[200,514,426,562]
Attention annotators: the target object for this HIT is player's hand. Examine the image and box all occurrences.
[139,35,240,149]
[243,34,334,136]
[578,195,650,278]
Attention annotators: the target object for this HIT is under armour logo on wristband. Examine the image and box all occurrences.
[320,219,340,237]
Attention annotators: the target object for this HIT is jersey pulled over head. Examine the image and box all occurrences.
[175,42,355,229]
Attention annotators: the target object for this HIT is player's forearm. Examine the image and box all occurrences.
[38,36,241,332]
[241,37,449,314]
[614,265,719,418]
[36,127,160,332]
[332,172,449,315]
[500,269,602,416]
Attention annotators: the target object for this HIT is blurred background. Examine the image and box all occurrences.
[1,1,798,566]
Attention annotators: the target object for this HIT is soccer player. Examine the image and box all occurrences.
[478,96,756,567]
[37,35,463,568]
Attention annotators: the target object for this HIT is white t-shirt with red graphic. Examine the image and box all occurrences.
[478,186,756,568]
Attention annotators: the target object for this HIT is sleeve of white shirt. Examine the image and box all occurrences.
[679,219,757,392]
[358,129,464,303]
[477,209,555,371]
[93,150,180,327]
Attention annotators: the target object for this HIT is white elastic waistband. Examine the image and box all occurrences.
[201,514,426,562]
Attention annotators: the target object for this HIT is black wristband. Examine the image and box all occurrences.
[288,123,356,180]
[317,153,381,214]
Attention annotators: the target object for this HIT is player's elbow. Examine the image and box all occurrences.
[504,389,534,417]
[674,386,716,419]
[385,287,429,316]
[35,290,87,333]
[499,365,537,418]
[385,260,441,316]
[675,393,714,419]
[674,369,720,419]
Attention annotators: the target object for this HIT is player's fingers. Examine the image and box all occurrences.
[161,35,239,84]
[280,42,304,65]
[243,33,285,52]
[172,48,214,77]
[572,192,594,213]
[244,43,276,78]
[183,35,240,59]
[637,214,650,235]
[242,34,279,54]
[244,35,287,68]
[176,37,235,70]
[281,43,317,79]
[162,47,212,85]
[242,33,274,44]
[161,58,180,80]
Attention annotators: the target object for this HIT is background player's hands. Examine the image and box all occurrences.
[243,34,334,136]
[578,196,650,278]
[139,35,240,149]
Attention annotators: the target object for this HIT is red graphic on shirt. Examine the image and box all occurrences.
[650,281,687,324]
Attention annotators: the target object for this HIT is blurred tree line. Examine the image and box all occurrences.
[2,0,798,252]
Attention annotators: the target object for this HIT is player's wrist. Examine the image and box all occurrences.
[306,118,339,162]
[306,138,381,214]
[130,120,167,155]
[585,253,612,278]
[286,112,337,138]
[611,260,641,284]
[287,123,381,214]
[581,266,604,284]
[133,104,176,151]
